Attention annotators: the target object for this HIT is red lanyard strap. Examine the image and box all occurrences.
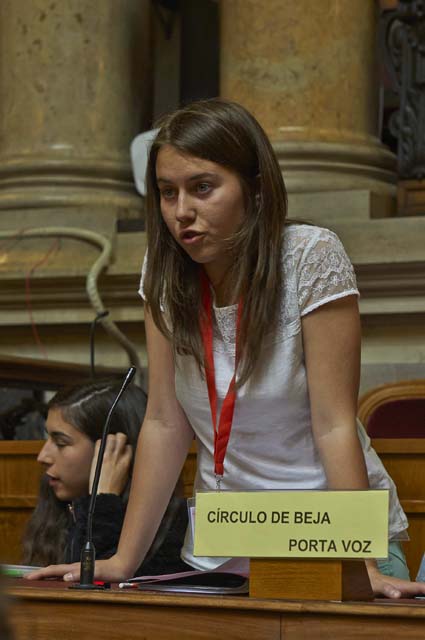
[200,273,242,482]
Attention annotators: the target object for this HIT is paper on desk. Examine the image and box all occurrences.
[126,557,250,584]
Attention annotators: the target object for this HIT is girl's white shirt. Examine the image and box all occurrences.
[139,224,408,571]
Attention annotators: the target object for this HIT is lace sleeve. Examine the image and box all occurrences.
[138,250,148,301]
[297,228,359,316]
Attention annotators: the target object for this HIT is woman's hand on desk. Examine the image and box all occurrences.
[25,555,129,583]
[367,565,425,598]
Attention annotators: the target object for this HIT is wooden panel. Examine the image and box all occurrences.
[372,445,425,500]
[0,441,43,564]
[250,559,372,602]
[9,598,280,640]
[0,442,43,496]
[373,439,425,455]
[282,613,425,640]
[0,509,36,564]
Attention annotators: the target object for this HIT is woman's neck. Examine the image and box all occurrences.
[203,263,237,307]
[214,284,236,307]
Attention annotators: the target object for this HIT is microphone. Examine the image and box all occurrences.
[90,310,109,378]
[69,366,137,590]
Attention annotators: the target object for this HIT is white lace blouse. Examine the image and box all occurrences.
[139,224,408,571]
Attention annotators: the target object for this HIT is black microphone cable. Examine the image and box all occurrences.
[90,310,109,379]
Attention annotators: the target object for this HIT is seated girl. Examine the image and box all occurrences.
[22,378,188,575]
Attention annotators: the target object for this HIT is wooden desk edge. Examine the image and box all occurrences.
[7,583,425,618]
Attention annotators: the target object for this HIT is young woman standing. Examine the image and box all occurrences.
[29,99,425,598]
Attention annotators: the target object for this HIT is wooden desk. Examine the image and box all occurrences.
[6,581,425,640]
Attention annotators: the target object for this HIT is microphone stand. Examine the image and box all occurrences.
[69,366,137,590]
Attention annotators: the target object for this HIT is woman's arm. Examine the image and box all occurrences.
[113,306,194,577]
[27,306,194,582]
[302,295,367,489]
[302,295,425,598]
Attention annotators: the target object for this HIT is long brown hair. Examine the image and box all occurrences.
[22,379,147,566]
[143,98,288,386]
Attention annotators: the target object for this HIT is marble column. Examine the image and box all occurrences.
[0,0,150,210]
[220,0,396,196]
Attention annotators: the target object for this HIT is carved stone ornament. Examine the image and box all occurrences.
[379,0,425,179]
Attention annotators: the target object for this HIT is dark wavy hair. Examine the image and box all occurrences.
[143,98,288,387]
[22,378,147,566]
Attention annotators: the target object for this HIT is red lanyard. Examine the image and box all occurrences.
[200,273,242,487]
